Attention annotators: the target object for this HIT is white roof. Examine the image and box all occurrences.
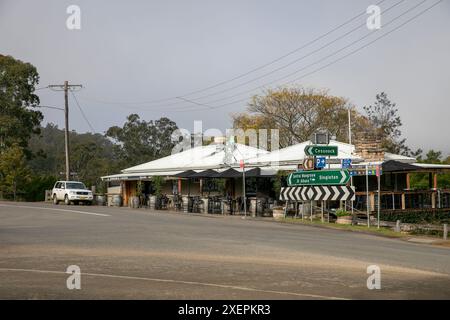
[384,152,416,163]
[102,171,184,181]
[412,163,450,169]
[121,143,269,174]
[246,140,363,165]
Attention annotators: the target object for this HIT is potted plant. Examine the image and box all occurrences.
[150,176,164,209]
[272,206,285,219]
[335,209,353,225]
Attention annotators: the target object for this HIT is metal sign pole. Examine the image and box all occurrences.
[366,164,370,228]
[377,166,381,229]
[243,168,247,217]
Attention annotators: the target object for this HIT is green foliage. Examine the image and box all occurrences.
[380,210,450,224]
[151,176,164,196]
[106,114,178,168]
[28,123,120,190]
[0,144,32,200]
[335,209,351,217]
[409,149,450,189]
[364,92,410,156]
[273,170,289,198]
[215,178,226,196]
[23,175,57,201]
[0,55,43,153]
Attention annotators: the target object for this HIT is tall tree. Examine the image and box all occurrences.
[363,92,410,155]
[106,114,178,167]
[0,55,42,154]
[232,87,369,148]
[0,144,31,200]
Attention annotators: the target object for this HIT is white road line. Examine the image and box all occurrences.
[0,204,110,217]
[0,268,348,300]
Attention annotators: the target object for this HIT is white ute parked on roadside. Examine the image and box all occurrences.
[52,181,93,205]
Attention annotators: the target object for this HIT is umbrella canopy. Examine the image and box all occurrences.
[244,167,261,177]
[382,160,419,172]
[173,170,197,178]
[216,168,242,178]
[189,169,220,178]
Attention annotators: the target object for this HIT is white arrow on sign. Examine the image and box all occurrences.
[323,187,331,200]
[339,171,346,184]
[331,186,339,201]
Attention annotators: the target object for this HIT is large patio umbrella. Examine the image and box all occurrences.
[173,170,197,178]
[244,167,261,177]
[216,168,242,178]
[189,169,220,178]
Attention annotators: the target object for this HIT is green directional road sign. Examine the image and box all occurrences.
[288,169,350,186]
[304,145,338,156]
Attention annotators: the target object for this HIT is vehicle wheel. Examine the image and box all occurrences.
[53,194,59,205]
[64,194,71,205]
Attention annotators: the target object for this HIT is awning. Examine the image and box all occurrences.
[189,169,220,178]
[215,168,242,178]
[101,171,183,181]
[244,167,261,177]
[173,170,198,178]
[382,160,420,172]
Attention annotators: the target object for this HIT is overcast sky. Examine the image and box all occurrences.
[1,0,449,154]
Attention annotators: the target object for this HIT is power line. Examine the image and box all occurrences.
[48,81,82,181]
[173,0,405,104]
[166,0,440,112]
[79,0,388,106]
[149,0,442,113]
[70,90,96,133]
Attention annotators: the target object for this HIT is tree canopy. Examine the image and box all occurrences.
[0,54,43,153]
[106,114,178,167]
[232,87,370,148]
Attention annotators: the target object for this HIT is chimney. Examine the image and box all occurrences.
[354,132,384,162]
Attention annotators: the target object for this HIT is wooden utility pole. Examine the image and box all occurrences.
[48,81,82,181]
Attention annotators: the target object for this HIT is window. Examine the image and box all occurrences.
[66,182,86,190]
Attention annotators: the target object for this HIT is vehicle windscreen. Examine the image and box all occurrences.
[66,182,87,190]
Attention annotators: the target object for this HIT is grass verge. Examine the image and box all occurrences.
[276,217,407,238]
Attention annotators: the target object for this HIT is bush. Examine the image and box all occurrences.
[23,175,57,202]
[380,209,450,224]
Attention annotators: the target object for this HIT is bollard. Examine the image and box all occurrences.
[395,220,401,233]
[444,224,448,241]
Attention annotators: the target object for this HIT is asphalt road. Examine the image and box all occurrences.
[0,201,449,299]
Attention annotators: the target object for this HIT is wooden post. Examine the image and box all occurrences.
[401,193,406,210]
[392,193,395,210]
[370,192,375,212]
[431,192,436,209]
[406,173,410,190]
[433,173,438,189]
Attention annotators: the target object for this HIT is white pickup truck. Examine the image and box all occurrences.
[52,181,93,205]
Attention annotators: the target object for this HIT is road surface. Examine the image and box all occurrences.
[0,201,449,299]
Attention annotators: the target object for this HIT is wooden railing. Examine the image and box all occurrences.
[354,189,450,211]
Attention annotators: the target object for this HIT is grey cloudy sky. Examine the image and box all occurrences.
[1,0,449,154]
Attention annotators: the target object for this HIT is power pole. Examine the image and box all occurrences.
[48,81,82,181]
